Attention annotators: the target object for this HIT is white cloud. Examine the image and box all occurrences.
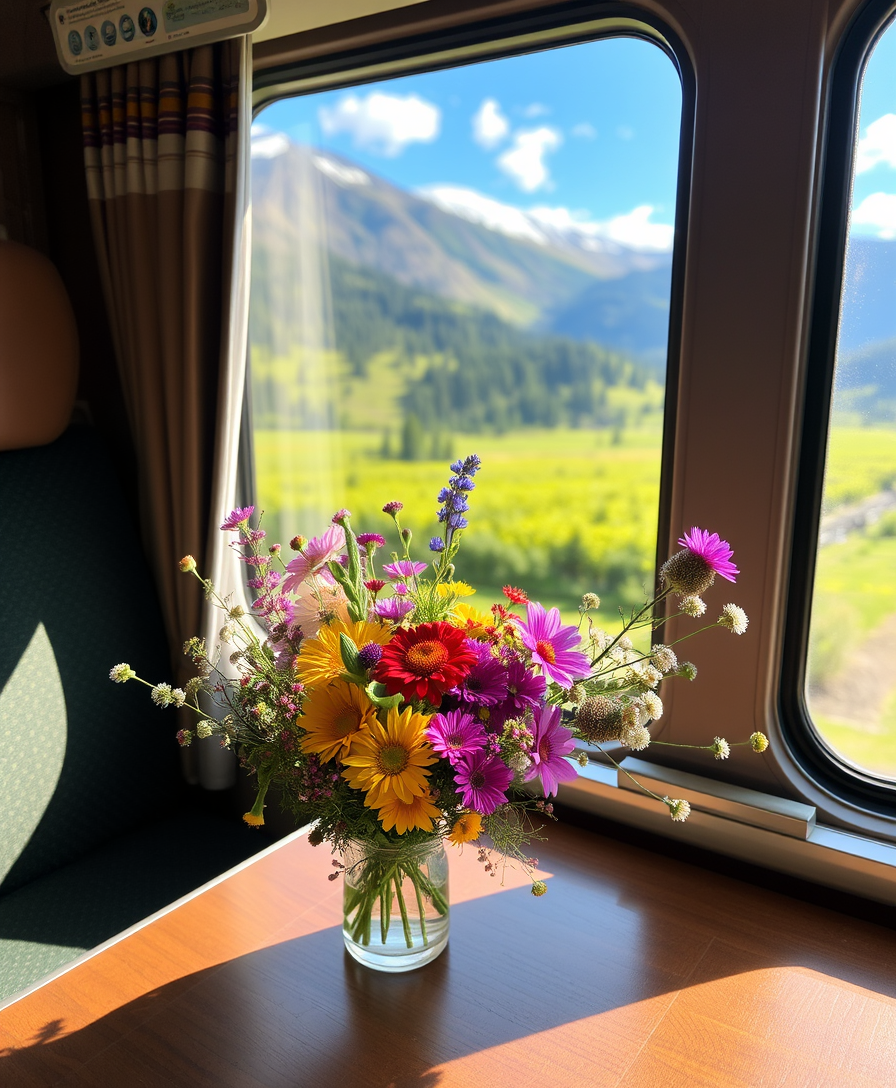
[417,185,673,253]
[521,102,550,118]
[472,98,509,149]
[594,205,673,250]
[856,114,896,173]
[852,191,896,238]
[530,203,673,252]
[571,122,597,139]
[497,127,562,192]
[251,129,290,159]
[318,92,440,157]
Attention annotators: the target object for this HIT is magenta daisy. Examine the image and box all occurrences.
[678,527,739,582]
[452,641,508,706]
[283,525,346,592]
[519,603,591,687]
[220,506,254,531]
[524,704,578,797]
[382,559,428,580]
[374,597,416,621]
[427,709,487,764]
[356,533,387,548]
[453,750,514,814]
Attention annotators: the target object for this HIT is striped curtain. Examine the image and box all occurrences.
[80,41,249,740]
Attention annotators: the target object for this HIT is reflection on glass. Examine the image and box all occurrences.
[807,21,896,776]
[248,37,681,625]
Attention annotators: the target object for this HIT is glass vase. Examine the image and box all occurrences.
[342,837,450,972]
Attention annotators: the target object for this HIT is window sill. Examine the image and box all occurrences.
[561,757,896,906]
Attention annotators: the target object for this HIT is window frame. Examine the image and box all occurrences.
[781,0,896,815]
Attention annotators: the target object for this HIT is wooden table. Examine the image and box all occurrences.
[1,821,895,1087]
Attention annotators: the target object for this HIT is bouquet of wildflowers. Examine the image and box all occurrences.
[111,454,767,952]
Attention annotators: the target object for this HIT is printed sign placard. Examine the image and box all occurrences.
[51,0,266,74]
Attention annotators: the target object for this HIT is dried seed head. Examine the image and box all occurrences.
[661,548,716,596]
[575,695,624,743]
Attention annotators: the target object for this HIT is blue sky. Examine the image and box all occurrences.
[847,22,896,239]
[254,36,683,250]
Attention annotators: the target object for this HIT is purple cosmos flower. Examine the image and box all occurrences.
[524,704,578,797]
[382,559,427,580]
[520,603,591,687]
[427,709,487,765]
[374,597,416,621]
[452,641,508,706]
[494,658,547,719]
[453,750,514,815]
[356,533,386,548]
[220,506,255,531]
[282,525,345,592]
[678,527,739,583]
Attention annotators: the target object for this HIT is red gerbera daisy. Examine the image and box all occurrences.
[503,585,529,605]
[373,622,477,706]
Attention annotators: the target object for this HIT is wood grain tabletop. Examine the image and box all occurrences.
[1,820,895,1087]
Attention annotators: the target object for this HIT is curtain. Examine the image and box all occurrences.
[81,39,252,785]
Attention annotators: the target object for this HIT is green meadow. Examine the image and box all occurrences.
[809,426,896,775]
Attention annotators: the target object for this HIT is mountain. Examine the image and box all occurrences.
[250,140,673,362]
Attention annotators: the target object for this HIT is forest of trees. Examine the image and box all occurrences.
[250,252,660,441]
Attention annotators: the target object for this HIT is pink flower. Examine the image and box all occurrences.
[520,603,591,687]
[220,506,254,531]
[678,527,739,583]
[282,525,345,592]
[356,533,386,548]
[374,597,416,621]
[291,574,350,638]
[382,559,428,580]
[524,704,578,796]
[453,750,514,814]
[427,709,487,764]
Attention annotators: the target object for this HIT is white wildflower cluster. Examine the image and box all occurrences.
[627,662,662,690]
[580,593,601,611]
[680,595,707,618]
[750,731,769,753]
[678,661,698,681]
[665,797,692,822]
[590,627,614,652]
[150,683,186,708]
[651,644,678,674]
[640,690,664,721]
[620,704,651,751]
[196,721,214,739]
[109,663,135,683]
[219,624,236,644]
[711,736,730,760]
[718,603,749,635]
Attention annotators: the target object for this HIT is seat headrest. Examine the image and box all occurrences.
[0,241,79,452]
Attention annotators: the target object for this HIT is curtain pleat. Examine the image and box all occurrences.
[81,40,248,761]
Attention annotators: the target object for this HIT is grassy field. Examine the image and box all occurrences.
[808,423,896,775]
[254,424,664,629]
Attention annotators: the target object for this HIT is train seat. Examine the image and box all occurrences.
[0,241,263,1003]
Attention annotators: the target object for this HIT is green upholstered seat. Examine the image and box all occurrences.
[0,426,264,1002]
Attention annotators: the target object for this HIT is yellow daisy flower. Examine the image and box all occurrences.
[297,618,391,688]
[341,704,436,807]
[451,601,493,637]
[376,792,442,834]
[436,581,476,599]
[448,812,482,845]
[299,683,378,762]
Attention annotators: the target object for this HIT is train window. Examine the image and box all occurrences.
[804,15,896,782]
[247,33,683,630]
